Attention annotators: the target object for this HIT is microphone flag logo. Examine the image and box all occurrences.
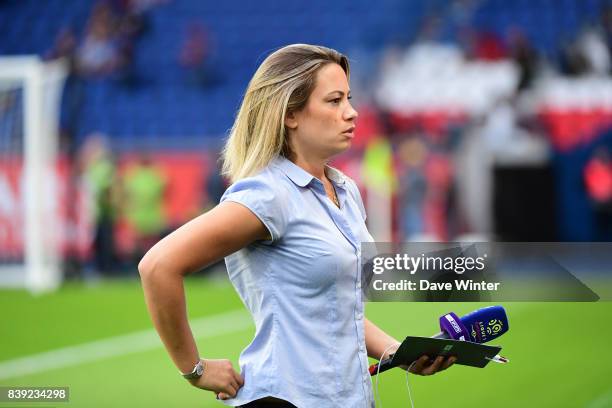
[487,319,503,335]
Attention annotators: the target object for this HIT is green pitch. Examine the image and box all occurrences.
[1,278,611,407]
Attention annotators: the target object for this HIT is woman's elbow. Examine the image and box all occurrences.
[138,249,165,280]
[138,249,187,280]
[138,252,155,279]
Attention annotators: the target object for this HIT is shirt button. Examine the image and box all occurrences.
[357,282,361,289]
[356,312,363,319]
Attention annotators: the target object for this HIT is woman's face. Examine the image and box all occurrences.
[285,63,358,160]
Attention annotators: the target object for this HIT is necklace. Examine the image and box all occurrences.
[323,173,340,208]
[328,183,340,208]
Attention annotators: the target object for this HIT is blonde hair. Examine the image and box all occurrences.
[221,44,349,183]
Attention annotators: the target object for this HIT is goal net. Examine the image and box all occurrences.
[0,56,68,293]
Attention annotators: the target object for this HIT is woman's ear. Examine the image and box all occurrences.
[285,111,298,130]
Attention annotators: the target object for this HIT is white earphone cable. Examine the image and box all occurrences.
[374,344,418,408]
[405,361,417,408]
[374,344,398,408]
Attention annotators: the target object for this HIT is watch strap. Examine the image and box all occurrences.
[181,359,204,380]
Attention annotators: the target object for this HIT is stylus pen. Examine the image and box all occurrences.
[485,354,509,364]
[369,357,394,376]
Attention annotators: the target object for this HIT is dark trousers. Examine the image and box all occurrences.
[239,398,297,408]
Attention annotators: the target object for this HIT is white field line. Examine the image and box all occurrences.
[586,389,612,408]
[0,303,537,381]
[0,309,252,381]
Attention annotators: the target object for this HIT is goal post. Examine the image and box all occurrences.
[0,56,68,293]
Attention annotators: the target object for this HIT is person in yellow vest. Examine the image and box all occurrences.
[122,155,168,263]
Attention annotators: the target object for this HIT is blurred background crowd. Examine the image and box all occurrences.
[1,0,612,280]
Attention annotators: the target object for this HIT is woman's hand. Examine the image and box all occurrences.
[404,355,456,376]
[188,359,244,400]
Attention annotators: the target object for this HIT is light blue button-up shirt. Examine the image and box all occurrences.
[219,156,375,408]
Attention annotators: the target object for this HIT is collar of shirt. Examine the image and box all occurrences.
[271,155,347,188]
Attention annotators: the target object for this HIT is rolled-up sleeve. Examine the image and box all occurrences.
[220,176,289,242]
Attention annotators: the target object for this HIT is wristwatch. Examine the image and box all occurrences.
[181,359,204,380]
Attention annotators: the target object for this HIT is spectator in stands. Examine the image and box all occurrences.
[577,26,611,76]
[45,27,78,62]
[559,39,590,76]
[599,4,612,70]
[472,30,507,61]
[584,147,612,240]
[507,28,540,91]
[110,0,149,37]
[179,21,220,87]
[125,0,169,14]
[75,0,152,81]
[585,147,612,204]
[459,28,507,62]
[559,24,611,77]
[76,4,123,77]
[46,26,86,154]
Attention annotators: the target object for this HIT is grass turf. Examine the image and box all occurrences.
[1,278,611,407]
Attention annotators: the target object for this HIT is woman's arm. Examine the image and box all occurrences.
[364,318,401,361]
[364,317,456,375]
[138,201,269,397]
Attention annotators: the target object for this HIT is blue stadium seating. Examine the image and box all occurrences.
[0,0,606,148]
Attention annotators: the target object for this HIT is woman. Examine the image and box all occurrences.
[139,44,455,408]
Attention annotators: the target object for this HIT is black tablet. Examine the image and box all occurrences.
[388,336,503,369]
